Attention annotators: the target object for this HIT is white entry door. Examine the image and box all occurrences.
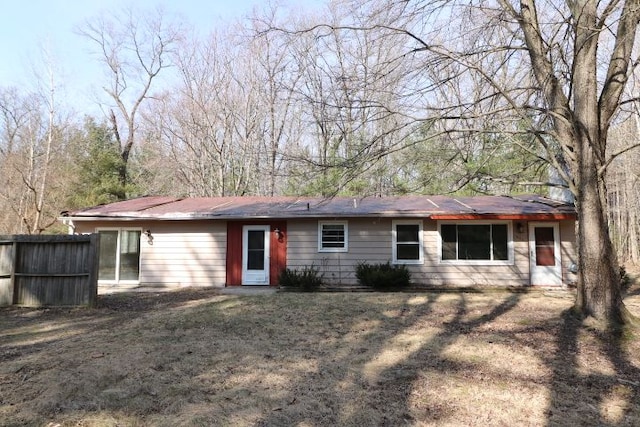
[242,225,270,285]
[529,223,562,286]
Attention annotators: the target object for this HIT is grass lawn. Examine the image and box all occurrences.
[1,286,639,426]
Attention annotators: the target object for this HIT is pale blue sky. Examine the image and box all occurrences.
[0,0,323,110]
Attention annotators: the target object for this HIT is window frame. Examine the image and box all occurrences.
[392,220,424,265]
[318,221,349,253]
[96,227,142,284]
[437,220,514,265]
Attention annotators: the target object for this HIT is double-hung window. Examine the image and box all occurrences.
[392,220,423,264]
[318,221,348,252]
[97,228,141,282]
[440,222,512,264]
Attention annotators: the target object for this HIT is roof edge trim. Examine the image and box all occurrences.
[431,213,576,220]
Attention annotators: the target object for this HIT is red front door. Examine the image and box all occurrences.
[226,221,286,286]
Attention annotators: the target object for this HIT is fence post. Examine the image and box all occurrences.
[10,240,16,305]
[0,239,15,306]
[87,233,100,307]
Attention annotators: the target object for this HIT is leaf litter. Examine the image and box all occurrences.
[0,286,639,426]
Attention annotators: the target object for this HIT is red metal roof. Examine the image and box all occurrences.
[62,195,576,221]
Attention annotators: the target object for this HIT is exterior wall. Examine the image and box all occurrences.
[559,219,578,285]
[422,220,530,287]
[72,215,578,291]
[287,218,391,284]
[287,217,577,287]
[73,220,227,291]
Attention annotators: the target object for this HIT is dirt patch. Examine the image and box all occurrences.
[1,288,639,426]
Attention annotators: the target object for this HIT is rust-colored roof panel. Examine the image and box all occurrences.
[64,196,181,216]
[62,194,575,220]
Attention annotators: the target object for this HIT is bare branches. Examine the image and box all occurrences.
[599,0,640,131]
[78,6,183,195]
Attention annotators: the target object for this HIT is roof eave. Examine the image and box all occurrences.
[430,213,576,220]
[62,213,438,221]
[61,211,576,222]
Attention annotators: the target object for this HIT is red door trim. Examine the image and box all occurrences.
[226,221,286,286]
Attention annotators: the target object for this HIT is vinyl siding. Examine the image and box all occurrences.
[286,218,391,284]
[71,216,578,290]
[287,218,576,287]
[559,220,578,285]
[73,220,227,290]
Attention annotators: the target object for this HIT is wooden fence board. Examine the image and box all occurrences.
[0,242,14,306]
[0,235,98,307]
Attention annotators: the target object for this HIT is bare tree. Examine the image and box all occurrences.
[0,62,68,234]
[247,6,306,196]
[0,88,39,233]
[607,119,640,265]
[290,0,640,325]
[283,4,415,196]
[30,47,59,234]
[153,30,234,197]
[146,8,306,198]
[496,0,638,324]
[78,6,182,196]
[147,26,264,197]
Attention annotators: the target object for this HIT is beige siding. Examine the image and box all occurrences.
[559,220,578,285]
[287,218,390,284]
[73,220,227,290]
[287,218,577,287]
[418,219,531,287]
[71,215,578,290]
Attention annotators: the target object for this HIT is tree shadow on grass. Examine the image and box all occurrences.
[255,291,524,426]
[544,308,640,426]
[0,288,222,363]
[9,289,638,426]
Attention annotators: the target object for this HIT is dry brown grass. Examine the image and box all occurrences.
[1,286,639,427]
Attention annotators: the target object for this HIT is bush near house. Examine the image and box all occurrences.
[355,261,411,290]
[278,265,323,291]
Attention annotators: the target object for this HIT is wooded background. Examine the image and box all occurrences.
[1,1,638,264]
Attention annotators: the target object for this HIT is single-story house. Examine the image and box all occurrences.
[60,195,577,292]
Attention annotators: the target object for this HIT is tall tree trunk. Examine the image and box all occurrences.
[109,109,127,199]
[567,0,631,325]
[575,159,624,322]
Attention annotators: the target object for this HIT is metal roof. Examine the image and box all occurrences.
[61,195,576,221]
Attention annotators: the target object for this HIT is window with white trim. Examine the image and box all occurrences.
[440,222,512,263]
[97,228,141,282]
[318,221,348,252]
[392,220,423,264]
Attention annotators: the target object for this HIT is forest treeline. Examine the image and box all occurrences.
[0,2,638,264]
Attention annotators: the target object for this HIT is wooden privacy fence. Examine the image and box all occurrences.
[0,234,99,307]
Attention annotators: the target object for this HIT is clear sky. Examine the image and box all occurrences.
[0,0,323,110]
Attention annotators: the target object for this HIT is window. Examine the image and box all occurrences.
[318,221,348,252]
[440,222,512,263]
[98,229,141,282]
[393,220,423,264]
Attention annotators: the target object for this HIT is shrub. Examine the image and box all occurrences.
[278,265,323,292]
[355,261,411,290]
